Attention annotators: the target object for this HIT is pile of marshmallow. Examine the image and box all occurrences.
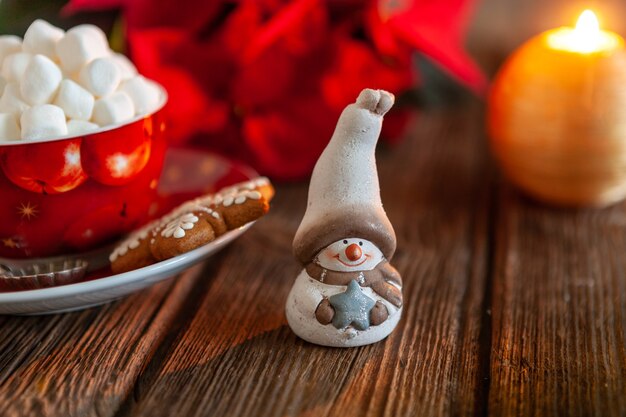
[0,19,162,141]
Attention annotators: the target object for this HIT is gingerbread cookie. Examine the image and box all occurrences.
[212,190,269,229]
[110,178,273,273]
[150,205,228,261]
[109,221,158,274]
[150,194,266,260]
[217,177,274,201]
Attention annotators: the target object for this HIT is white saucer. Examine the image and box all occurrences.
[0,148,260,315]
[0,223,252,315]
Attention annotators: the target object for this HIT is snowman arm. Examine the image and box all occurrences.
[315,298,335,325]
[381,262,403,287]
[371,280,403,308]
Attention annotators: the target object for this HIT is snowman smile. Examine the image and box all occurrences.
[315,239,383,272]
[333,253,370,267]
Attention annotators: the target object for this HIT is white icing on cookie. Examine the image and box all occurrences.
[109,246,125,263]
[195,194,213,206]
[214,189,262,208]
[110,221,158,262]
[218,177,268,196]
[165,195,217,224]
[206,209,220,219]
[161,213,199,239]
[233,190,262,204]
[193,205,221,219]
[254,177,269,186]
[167,201,198,221]
[169,201,221,222]
[246,190,262,200]
[223,196,234,207]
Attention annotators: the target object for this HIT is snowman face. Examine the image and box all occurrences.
[316,238,383,272]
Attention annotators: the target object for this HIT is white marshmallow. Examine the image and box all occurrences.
[54,79,94,120]
[79,57,120,97]
[67,119,99,135]
[2,52,31,82]
[111,53,137,81]
[0,83,29,116]
[0,36,22,63]
[0,113,20,141]
[22,19,64,59]
[92,91,134,125]
[20,54,62,105]
[20,104,67,140]
[0,20,163,141]
[56,24,110,73]
[120,75,160,115]
[73,24,109,49]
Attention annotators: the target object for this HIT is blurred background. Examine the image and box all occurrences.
[468,0,626,74]
[5,0,626,74]
[2,0,625,180]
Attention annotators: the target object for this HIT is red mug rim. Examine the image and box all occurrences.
[0,82,168,147]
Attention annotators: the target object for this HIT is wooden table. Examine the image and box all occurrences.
[1,93,625,416]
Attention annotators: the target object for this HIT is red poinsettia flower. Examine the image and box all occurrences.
[65,0,483,180]
[367,0,485,92]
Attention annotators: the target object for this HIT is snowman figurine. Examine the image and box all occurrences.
[286,88,403,347]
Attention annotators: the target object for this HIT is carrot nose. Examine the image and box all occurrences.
[345,243,362,261]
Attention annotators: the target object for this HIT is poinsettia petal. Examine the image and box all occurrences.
[65,0,225,31]
[391,20,486,94]
[127,29,230,143]
[375,0,486,93]
[242,96,338,179]
[364,2,405,59]
[321,35,414,111]
[233,48,296,109]
[381,109,413,145]
[215,1,267,57]
[125,0,224,30]
[242,0,325,62]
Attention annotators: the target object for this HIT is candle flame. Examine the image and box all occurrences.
[570,10,605,53]
[575,10,600,38]
[547,9,621,53]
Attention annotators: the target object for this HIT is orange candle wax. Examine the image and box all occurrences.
[488,10,626,206]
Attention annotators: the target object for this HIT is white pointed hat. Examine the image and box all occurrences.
[293,88,397,265]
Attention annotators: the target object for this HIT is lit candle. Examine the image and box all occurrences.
[488,10,626,206]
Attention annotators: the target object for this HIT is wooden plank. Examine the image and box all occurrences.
[119,99,492,417]
[488,188,626,416]
[0,264,205,417]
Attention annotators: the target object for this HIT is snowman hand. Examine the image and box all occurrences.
[370,301,389,326]
[315,298,335,325]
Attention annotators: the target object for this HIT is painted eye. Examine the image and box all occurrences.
[343,240,348,244]
[359,241,363,246]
